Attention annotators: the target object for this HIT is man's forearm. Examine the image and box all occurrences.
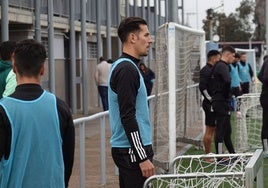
[123,122,148,162]
[202,89,212,101]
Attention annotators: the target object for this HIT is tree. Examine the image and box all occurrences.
[202,0,256,42]
[254,0,265,41]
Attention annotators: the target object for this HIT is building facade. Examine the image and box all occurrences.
[0,0,168,114]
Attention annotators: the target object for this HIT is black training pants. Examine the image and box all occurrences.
[212,101,235,154]
[111,146,154,188]
[260,94,268,147]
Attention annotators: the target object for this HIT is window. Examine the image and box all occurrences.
[88,42,97,58]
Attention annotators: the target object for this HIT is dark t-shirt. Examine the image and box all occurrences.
[211,60,231,101]
[258,59,268,96]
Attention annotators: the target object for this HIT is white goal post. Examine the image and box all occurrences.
[153,22,206,170]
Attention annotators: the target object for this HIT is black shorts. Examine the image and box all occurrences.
[231,87,241,97]
[212,100,231,116]
[202,100,216,126]
[241,82,250,94]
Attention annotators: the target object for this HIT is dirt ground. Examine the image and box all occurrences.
[68,118,119,188]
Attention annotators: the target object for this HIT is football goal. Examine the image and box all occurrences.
[143,149,263,188]
[153,22,206,170]
[235,93,262,152]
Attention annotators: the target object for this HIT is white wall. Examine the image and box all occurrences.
[54,34,64,59]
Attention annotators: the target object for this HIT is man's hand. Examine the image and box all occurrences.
[139,159,155,178]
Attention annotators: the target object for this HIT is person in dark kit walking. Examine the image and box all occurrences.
[108,17,155,188]
[199,50,220,157]
[257,55,268,157]
[211,46,236,155]
[139,62,155,96]
[0,39,75,188]
[238,52,254,94]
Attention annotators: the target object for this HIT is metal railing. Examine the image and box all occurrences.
[73,84,202,187]
[73,111,109,188]
[73,94,155,187]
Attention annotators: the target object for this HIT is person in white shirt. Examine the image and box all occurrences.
[95,57,111,111]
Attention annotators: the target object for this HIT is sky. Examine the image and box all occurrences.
[184,0,243,30]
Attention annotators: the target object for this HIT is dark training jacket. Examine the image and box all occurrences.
[210,60,231,101]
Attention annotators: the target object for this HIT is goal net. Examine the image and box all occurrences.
[235,93,262,152]
[153,22,206,170]
[143,149,263,188]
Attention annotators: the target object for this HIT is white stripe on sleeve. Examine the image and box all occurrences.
[130,131,147,160]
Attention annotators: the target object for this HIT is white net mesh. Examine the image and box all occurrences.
[153,23,205,168]
[145,174,245,188]
[143,150,263,188]
[231,49,262,153]
[235,93,262,152]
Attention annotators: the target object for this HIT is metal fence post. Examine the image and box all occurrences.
[1,0,9,41]
[100,115,106,185]
[69,0,77,114]
[34,0,41,42]
[79,122,86,188]
[81,0,88,115]
[48,0,55,93]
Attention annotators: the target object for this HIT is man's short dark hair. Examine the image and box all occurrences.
[14,39,47,77]
[0,41,16,61]
[107,59,113,64]
[99,57,105,62]
[234,53,240,58]
[221,46,235,54]
[118,17,148,43]
[207,50,220,60]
